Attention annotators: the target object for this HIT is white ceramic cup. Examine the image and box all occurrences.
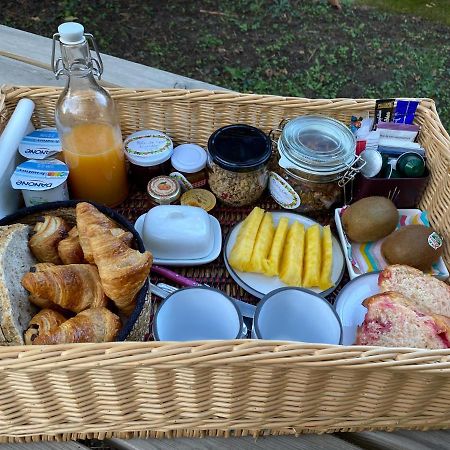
[153,286,246,341]
[252,287,342,344]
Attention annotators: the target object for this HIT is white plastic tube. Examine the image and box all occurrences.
[0,98,35,219]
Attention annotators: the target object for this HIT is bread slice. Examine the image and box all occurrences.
[378,264,450,317]
[355,292,450,349]
[0,224,37,345]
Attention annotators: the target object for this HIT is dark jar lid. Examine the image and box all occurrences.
[207,124,272,173]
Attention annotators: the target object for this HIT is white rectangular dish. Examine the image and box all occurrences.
[335,207,449,281]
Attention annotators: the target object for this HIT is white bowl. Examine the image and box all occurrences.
[139,205,214,260]
[252,287,342,344]
[153,287,245,341]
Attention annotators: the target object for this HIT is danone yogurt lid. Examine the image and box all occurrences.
[124,130,173,167]
[19,128,62,159]
[11,159,69,192]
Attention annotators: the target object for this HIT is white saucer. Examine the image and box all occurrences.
[134,212,222,266]
[334,272,380,345]
[224,211,345,299]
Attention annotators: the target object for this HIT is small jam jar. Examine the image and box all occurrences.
[147,175,181,205]
[170,143,208,190]
[124,130,173,189]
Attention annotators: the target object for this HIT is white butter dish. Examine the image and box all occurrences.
[135,205,222,266]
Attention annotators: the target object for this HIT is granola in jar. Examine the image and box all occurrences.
[272,163,342,212]
[208,162,268,206]
[207,124,272,206]
[273,115,356,211]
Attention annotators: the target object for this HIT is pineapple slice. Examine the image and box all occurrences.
[302,224,322,287]
[229,207,265,272]
[262,217,289,277]
[247,212,275,273]
[279,221,305,287]
[319,225,333,290]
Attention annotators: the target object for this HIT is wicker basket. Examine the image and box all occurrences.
[0,86,449,443]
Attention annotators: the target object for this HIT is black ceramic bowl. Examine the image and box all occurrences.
[0,200,149,341]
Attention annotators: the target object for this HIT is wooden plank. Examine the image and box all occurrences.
[0,442,89,449]
[0,56,64,87]
[107,435,363,450]
[0,25,225,90]
[340,430,450,450]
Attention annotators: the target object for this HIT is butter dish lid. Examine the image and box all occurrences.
[10,159,69,191]
[19,128,62,159]
[141,205,214,260]
[124,129,173,166]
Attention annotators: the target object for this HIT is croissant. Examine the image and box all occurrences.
[87,224,152,315]
[21,264,107,313]
[29,215,70,264]
[24,309,67,345]
[111,227,134,247]
[58,226,85,264]
[32,307,121,344]
[28,294,54,310]
[30,262,56,272]
[27,263,57,309]
[76,202,117,263]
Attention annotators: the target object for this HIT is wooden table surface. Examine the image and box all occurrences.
[0,24,448,450]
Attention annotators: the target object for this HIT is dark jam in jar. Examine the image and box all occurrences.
[124,130,173,190]
[129,159,172,189]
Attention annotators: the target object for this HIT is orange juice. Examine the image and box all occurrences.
[62,123,128,206]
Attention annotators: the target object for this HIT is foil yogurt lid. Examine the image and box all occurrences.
[10,159,69,191]
[18,128,62,159]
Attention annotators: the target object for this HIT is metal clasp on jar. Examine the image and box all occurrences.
[338,155,366,188]
[338,155,366,205]
[268,118,290,149]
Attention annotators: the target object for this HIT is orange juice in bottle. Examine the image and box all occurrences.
[53,22,128,206]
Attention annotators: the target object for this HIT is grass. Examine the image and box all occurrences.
[0,0,449,129]
[358,0,450,26]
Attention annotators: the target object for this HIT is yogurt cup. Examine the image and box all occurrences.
[10,159,70,207]
[18,128,62,160]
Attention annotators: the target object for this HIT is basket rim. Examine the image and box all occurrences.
[0,340,448,371]
[2,85,448,142]
[0,84,435,104]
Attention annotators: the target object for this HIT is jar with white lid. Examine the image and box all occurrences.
[124,130,173,189]
[170,143,208,190]
[271,116,357,212]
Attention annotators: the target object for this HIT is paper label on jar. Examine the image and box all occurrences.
[269,171,301,209]
[170,171,193,191]
[125,131,172,157]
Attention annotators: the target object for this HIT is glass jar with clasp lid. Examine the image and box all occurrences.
[270,115,362,212]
